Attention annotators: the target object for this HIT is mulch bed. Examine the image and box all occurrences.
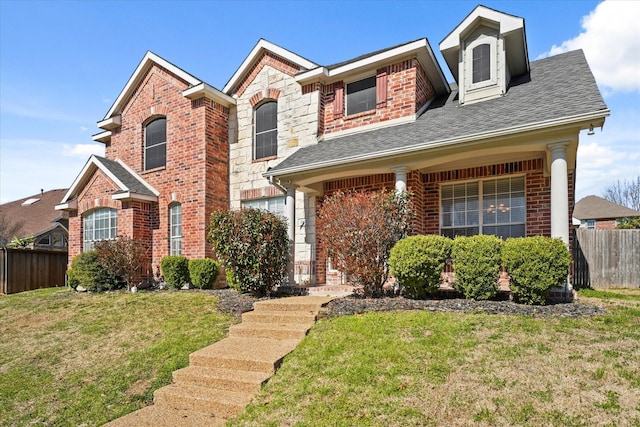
[207,288,606,318]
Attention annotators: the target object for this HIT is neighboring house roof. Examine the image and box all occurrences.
[56,155,159,211]
[265,49,609,178]
[573,195,640,220]
[0,189,69,239]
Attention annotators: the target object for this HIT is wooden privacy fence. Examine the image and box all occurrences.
[0,248,68,295]
[573,229,640,289]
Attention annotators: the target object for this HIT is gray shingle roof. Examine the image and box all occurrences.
[267,50,608,176]
[573,195,640,220]
[94,156,156,196]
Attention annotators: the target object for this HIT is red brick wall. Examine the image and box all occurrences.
[596,219,617,229]
[423,158,553,237]
[73,64,229,280]
[321,59,435,136]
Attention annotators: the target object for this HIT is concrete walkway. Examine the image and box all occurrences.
[104,295,335,427]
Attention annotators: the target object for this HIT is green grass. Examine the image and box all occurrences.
[228,288,640,427]
[0,288,236,427]
[2,287,639,427]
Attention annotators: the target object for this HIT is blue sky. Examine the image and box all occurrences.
[1,0,638,204]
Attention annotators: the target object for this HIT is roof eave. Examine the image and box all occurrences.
[111,192,159,203]
[92,131,112,144]
[183,82,236,107]
[264,109,610,178]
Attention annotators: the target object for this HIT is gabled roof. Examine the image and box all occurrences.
[0,189,69,239]
[223,39,318,94]
[56,156,159,211]
[439,4,529,83]
[573,195,640,220]
[265,50,609,178]
[296,38,450,96]
[97,51,234,137]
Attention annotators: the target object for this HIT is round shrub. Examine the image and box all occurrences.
[160,255,190,289]
[451,235,503,300]
[67,250,123,292]
[188,258,220,289]
[503,236,571,305]
[388,235,452,299]
[208,208,289,296]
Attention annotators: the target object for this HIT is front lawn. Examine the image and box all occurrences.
[0,288,236,426]
[229,288,640,426]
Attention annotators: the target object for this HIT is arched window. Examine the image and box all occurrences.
[83,208,117,251]
[254,101,277,160]
[170,203,182,255]
[145,117,166,170]
[472,43,491,84]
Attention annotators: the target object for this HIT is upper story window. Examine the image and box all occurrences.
[169,203,182,255]
[254,101,278,160]
[472,43,491,83]
[346,76,376,115]
[441,176,525,239]
[83,208,117,251]
[145,117,166,170]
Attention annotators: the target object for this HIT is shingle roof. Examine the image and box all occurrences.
[266,50,608,176]
[324,38,426,71]
[0,189,69,238]
[573,195,640,220]
[94,156,156,196]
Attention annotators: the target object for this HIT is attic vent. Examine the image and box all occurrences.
[21,198,41,206]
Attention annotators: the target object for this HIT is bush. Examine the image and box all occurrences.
[451,235,503,300]
[225,269,241,292]
[94,236,147,291]
[208,208,289,296]
[160,256,190,289]
[317,190,413,297]
[188,258,220,289]
[502,236,571,305]
[67,250,123,292]
[388,235,452,299]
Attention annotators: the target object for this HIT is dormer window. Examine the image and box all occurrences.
[346,76,376,115]
[472,43,491,83]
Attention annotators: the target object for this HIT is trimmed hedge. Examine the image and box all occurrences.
[160,256,190,289]
[388,235,452,299]
[188,258,220,289]
[503,236,571,305]
[67,250,123,292]
[451,235,503,300]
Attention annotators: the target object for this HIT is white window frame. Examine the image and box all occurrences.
[254,101,278,160]
[241,196,285,217]
[346,75,376,115]
[465,36,497,91]
[440,175,526,239]
[83,208,118,251]
[170,203,182,255]
[144,117,167,170]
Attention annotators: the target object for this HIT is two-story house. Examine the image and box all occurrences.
[57,5,609,295]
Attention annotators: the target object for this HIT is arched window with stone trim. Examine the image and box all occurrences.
[254,101,277,160]
[145,117,166,170]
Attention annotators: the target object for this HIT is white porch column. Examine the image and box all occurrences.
[549,141,572,298]
[285,184,296,285]
[392,166,408,194]
[548,142,570,244]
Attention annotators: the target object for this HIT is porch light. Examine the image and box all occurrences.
[587,124,595,135]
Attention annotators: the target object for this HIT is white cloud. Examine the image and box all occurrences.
[80,126,88,132]
[539,0,640,94]
[62,143,105,158]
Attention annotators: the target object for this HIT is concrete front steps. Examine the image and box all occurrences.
[104,295,334,427]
